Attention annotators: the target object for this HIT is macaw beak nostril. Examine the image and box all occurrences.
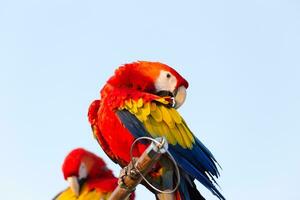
[67,176,80,197]
[174,86,187,109]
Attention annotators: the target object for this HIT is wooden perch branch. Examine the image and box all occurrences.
[108,137,168,200]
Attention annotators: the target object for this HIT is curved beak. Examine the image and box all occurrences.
[174,86,187,109]
[67,176,80,197]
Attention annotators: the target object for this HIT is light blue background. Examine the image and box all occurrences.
[1,1,299,199]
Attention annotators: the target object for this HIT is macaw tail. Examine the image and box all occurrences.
[177,172,206,200]
[154,172,205,200]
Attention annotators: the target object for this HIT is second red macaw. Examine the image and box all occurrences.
[54,148,135,200]
[88,61,225,200]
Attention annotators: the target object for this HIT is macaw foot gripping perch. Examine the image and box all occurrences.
[108,137,180,200]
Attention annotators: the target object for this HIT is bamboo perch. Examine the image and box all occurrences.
[108,137,168,200]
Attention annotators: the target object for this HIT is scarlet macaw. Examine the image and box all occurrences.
[53,148,135,200]
[88,61,225,200]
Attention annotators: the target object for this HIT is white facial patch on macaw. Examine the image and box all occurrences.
[154,70,177,93]
[78,162,88,180]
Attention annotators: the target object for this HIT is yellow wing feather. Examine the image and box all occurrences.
[142,102,151,116]
[148,117,161,138]
[119,98,195,149]
[169,108,182,124]
[144,118,158,138]
[137,98,143,108]
[160,105,175,128]
[161,121,177,145]
[150,105,163,122]
[55,184,109,200]
[170,125,187,148]
[150,102,157,111]
[125,99,132,108]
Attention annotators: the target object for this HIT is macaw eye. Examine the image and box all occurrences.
[79,162,88,179]
[155,70,177,93]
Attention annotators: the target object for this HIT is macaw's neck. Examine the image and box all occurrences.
[88,166,115,180]
[86,175,118,193]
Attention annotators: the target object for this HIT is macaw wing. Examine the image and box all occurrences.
[116,98,224,200]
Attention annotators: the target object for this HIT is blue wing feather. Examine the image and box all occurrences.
[169,148,225,200]
[117,110,149,138]
[116,110,225,200]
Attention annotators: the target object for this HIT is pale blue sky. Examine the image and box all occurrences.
[0,0,299,199]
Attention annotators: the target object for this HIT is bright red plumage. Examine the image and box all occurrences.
[62,148,116,191]
[56,148,135,199]
[89,61,188,166]
[91,89,151,165]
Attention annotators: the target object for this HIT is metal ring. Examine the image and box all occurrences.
[129,136,181,194]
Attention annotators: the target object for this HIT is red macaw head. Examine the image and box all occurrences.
[62,148,113,196]
[106,61,189,108]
